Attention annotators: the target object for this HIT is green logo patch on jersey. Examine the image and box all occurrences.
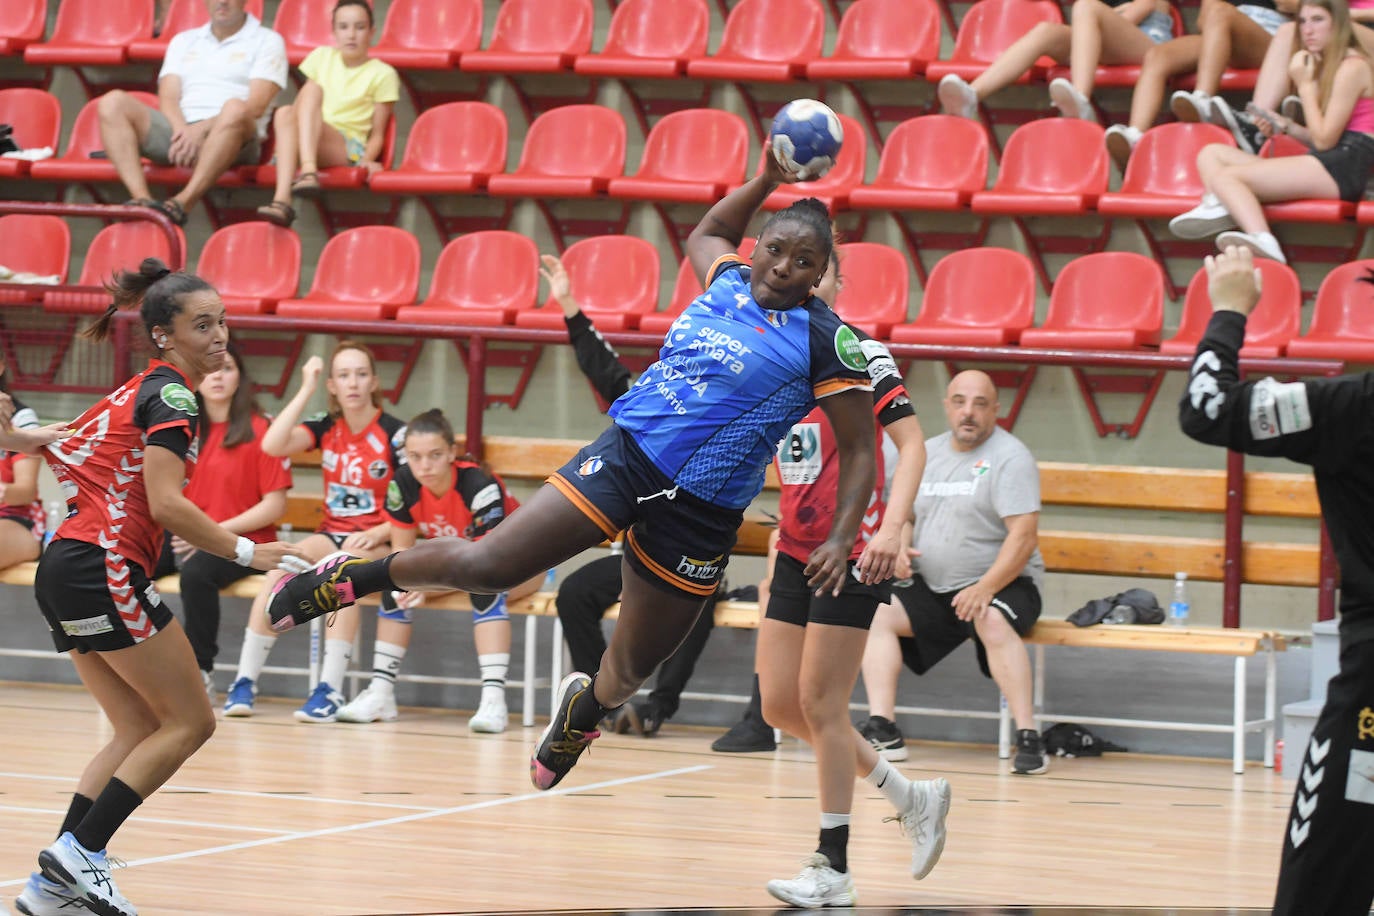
[834,326,867,372]
[159,382,199,416]
[385,480,404,513]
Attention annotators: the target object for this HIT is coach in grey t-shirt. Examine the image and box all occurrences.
[858,370,1049,776]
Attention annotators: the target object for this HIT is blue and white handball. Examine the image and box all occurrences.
[769,99,843,181]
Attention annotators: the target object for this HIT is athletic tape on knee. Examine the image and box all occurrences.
[377,590,413,624]
[471,592,509,624]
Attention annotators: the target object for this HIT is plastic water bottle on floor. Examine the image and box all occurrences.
[42,501,63,547]
[1168,572,1190,627]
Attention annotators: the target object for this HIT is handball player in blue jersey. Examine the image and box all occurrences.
[265,147,880,791]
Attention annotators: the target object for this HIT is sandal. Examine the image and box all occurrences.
[124,197,158,209]
[255,200,296,228]
[291,171,321,198]
[154,198,187,227]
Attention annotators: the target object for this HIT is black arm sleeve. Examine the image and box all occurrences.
[565,311,633,407]
[1178,311,1374,473]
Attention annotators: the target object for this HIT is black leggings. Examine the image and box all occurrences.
[178,550,258,673]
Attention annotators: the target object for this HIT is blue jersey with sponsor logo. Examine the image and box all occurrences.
[609,256,872,510]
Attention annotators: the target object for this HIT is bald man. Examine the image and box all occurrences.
[857,370,1048,774]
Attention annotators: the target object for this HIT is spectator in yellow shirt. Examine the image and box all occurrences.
[257,0,398,227]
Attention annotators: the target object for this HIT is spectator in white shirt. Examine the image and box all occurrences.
[96,0,287,226]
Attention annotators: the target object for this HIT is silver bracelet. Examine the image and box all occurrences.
[233,536,255,567]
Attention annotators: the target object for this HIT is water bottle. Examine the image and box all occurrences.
[42,500,63,547]
[1168,571,1190,627]
[542,567,558,594]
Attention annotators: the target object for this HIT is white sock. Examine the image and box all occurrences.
[478,652,509,705]
[234,630,276,683]
[320,639,352,693]
[370,640,406,688]
[819,812,850,829]
[864,756,913,811]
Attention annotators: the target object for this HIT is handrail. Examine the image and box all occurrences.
[0,201,185,271]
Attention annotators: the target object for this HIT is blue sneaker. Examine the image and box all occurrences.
[223,677,256,717]
[14,870,87,915]
[294,682,345,723]
[38,832,136,916]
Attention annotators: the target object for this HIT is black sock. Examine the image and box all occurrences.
[72,778,143,852]
[568,674,611,732]
[58,793,94,839]
[344,554,399,599]
[817,825,849,874]
[745,673,766,726]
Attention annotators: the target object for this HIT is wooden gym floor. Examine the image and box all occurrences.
[0,682,1289,915]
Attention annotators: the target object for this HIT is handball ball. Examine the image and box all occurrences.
[770,99,843,181]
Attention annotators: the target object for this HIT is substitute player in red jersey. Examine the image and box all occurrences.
[224,340,407,723]
[757,264,951,908]
[0,355,46,571]
[335,408,541,728]
[15,259,303,916]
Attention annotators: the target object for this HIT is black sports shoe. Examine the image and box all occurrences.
[858,714,909,762]
[1208,97,1264,155]
[710,715,776,753]
[531,672,601,789]
[614,699,668,737]
[1012,728,1049,775]
[265,551,363,633]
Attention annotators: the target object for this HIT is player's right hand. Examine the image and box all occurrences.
[761,139,804,185]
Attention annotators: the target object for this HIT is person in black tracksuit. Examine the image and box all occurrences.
[544,254,719,737]
[1179,245,1374,916]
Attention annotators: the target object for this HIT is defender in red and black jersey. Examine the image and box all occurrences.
[19,261,301,916]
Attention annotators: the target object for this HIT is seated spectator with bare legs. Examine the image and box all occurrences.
[1104,0,1295,168]
[937,0,1177,123]
[858,371,1048,775]
[1169,0,1374,262]
[97,0,287,226]
[0,356,44,572]
[256,0,398,229]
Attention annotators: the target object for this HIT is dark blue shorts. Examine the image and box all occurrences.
[549,424,742,599]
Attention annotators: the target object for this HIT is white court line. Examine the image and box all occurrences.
[0,805,294,835]
[0,764,712,890]
[0,771,439,812]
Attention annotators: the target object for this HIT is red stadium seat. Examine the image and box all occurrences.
[372,0,481,70]
[608,109,749,204]
[396,232,540,327]
[1020,252,1164,349]
[369,102,505,195]
[196,223,301,315]
[485,105,626,199]
[685,0,825,83]
[888,248,1036,346]
[515,236,660,331]
[925,0,1062,84]
[970,118,1112,290]
[806,0,941,81]
[639,257,702,337]
[43,221,186,314]
[1284,261,1374,362]
[575,0,710,79]
[24,0,151,68]
[460,0,594,74]
[0,89,61,179]
[0,215,70,306]
[257,116,397,234]
[129,0,265,61]
[831,242,910,338]
[275,227,420,321]
[763,113,867,211]
[1160,260,1300,358]
[0,0,47,57]
[28,91,159,185]
[272,0,334,67]
[1097,123,1234,219]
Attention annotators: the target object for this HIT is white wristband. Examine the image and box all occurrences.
[233,536,255,567]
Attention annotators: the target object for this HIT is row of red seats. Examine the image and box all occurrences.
[5,0,1251,106]
[2,215,1367,361]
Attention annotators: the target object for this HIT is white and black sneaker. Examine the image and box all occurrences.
[38,833,136,916]
[14,870,88,915]
[857,714,909,762]
[766,853,856,908]
[1013,728,1050,775]
[1208,97,1263,155]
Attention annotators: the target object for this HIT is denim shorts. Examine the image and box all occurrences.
[1139,9,1174,44]
[1236,4,1289,35]
[1312,131,1374,202]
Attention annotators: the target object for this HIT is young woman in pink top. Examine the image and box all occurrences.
[1169,0,1374,262]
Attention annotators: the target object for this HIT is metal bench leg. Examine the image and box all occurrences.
[1264,646,1277,768]
[522,615,537,727]
[1233,655,1246,775]
[549,617,565,720]
[998,694,1011,759]
[308,616,322,689]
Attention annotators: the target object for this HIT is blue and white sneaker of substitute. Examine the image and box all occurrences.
[38,832,136,916]
[223,677,256,717]
[14,870,88,915]
[294,681,346,723]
